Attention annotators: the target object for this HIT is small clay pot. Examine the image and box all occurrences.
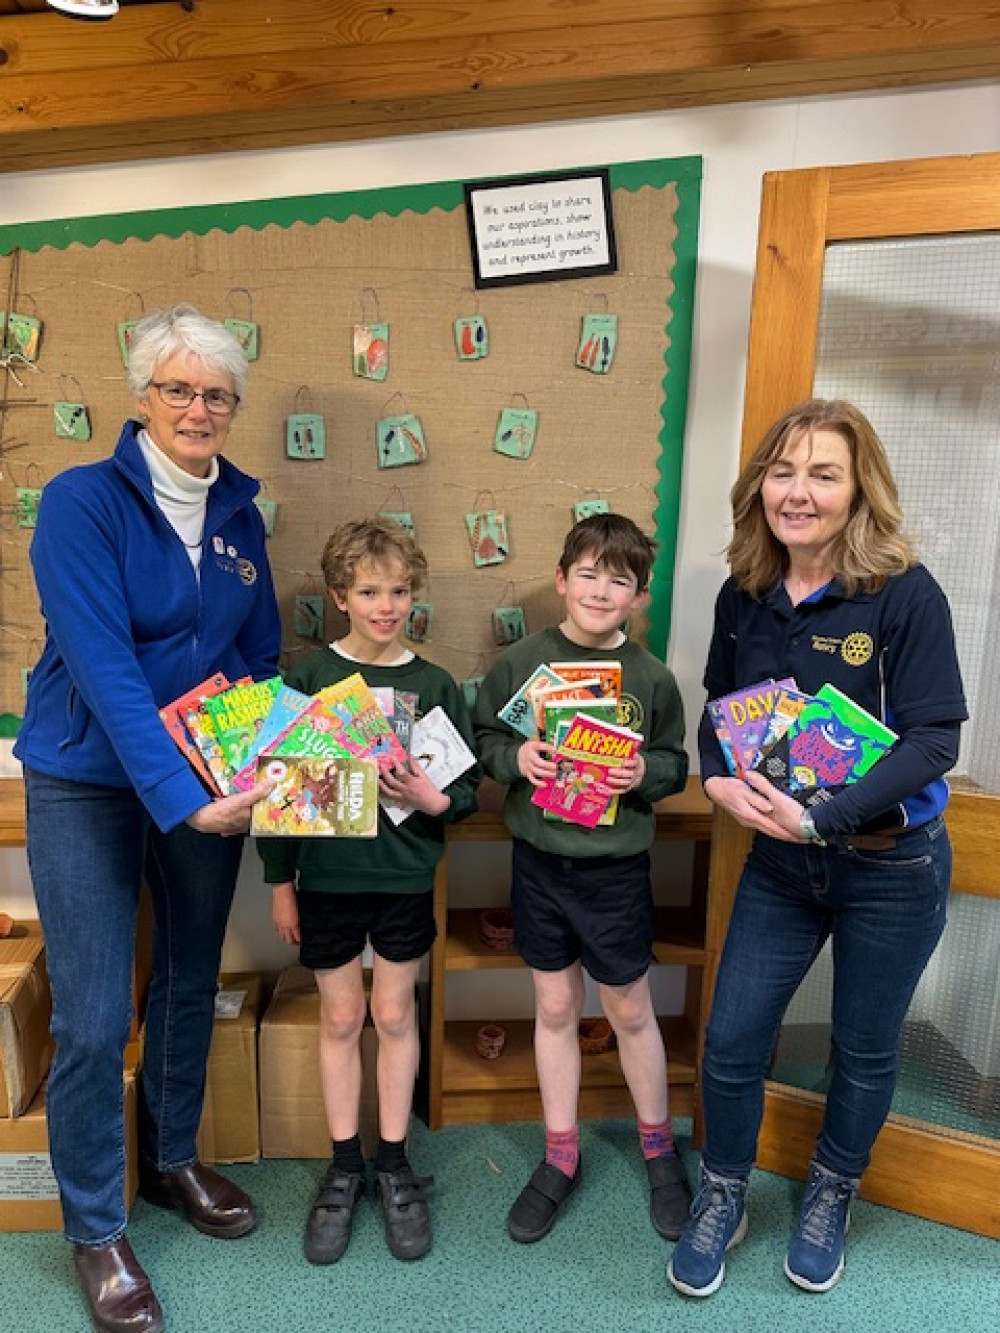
[476,1023,507,1060]
[578,1016,615,1056]
[479,907,515,951]
[0,912,14,939]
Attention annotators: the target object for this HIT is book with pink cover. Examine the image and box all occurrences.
[531,710,643,828]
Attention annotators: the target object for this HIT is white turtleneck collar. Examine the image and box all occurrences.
[138,428,218,570]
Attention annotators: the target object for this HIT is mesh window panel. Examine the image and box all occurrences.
[770,234,1000,1143]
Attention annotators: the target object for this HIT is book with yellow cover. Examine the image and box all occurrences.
[251,755,379,837]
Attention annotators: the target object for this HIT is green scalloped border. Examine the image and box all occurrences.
[0,154,701,657]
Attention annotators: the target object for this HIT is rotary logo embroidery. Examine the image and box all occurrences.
[841,632,874,666]
[237,558,258,586]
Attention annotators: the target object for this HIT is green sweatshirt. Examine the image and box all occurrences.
[256,648,480,894]
[473,625,688,857]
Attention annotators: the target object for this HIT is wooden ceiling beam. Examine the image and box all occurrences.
[1,1,999,173]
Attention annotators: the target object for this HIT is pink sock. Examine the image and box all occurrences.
[638,1117,676,1161]
[545,1125,580,1179]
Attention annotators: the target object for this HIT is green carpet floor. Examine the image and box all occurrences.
[2,1119,997,1333]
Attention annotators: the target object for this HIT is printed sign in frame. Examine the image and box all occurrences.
[464,168,617,289]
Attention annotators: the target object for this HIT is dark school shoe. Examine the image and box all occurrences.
[646,1151,694,1240]
[138,1160,256,1239]
[375,1164,434,1261]
[304,1163,367,1265]
[506,1158,581,1244]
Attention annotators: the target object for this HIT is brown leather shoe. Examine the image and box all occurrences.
[72,1237,164,1333]
[139,1160,256,1239]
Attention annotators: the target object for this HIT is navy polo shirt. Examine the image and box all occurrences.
[699,563,967,826]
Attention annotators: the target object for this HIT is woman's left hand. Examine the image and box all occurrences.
[185,779,274,837]
[740,770,811,842]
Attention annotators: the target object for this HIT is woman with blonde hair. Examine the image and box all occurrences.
[669,399,966,1299]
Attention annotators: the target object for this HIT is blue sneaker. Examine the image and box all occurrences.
[667,1167,748,1297]
[784,1161,859,1292]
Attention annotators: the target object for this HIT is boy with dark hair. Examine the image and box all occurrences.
[259,517,479,1265]
[473,513,692,1244]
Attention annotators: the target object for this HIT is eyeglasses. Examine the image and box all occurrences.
[150,382,240,415]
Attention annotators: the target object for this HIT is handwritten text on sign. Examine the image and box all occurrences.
[467,173,615,286]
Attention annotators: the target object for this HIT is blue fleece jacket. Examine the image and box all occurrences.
[15,421,281,832]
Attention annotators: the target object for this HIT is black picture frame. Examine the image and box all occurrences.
[464,167,618,289]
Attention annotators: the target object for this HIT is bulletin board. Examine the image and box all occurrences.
[0,156,701,719]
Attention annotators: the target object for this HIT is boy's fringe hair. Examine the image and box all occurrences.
[558,513,657,591]
[321,516,428,595]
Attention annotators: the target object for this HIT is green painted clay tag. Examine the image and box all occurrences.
[493,606,526,646]
[379,510,415,534]
[53,401,92,441]
[576,314,618,374]
[353,323,389,380]
[573,498,610,522]
[224,318,260,362]
[117,320,141,367]
[254,498,278,536]
[6,313,42,362]
[466,509,509,567]
[16,487,42,528]
[286,413,326,459]
[294,595,325,639]
[405,603,434,643]
[376,414,427,469]
[461,675,484,709]
[454,316,488,361]
[494,407,538,460]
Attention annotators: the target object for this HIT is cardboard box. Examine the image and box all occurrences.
[0,1040,139,1232]
[196,972,262,1164]
[259,965,379,1159]
[0,921,53,1118]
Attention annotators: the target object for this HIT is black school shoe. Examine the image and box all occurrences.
[646,1151,693,1240]
[507,1159,581,1243]
[304,1164,366,1265]
[375,1164,434,1261]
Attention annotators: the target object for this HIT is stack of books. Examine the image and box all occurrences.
[498,658,640,828]
[162,670,479,837]
[706,677,897,806]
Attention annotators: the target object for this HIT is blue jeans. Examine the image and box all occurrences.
[25,769,244,1244]
[702,817,950,1181]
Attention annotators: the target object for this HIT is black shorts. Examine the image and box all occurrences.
[510,838,653,986]
[297,889,437,971]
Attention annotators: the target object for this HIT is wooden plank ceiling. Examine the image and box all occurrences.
[0,1,999,172]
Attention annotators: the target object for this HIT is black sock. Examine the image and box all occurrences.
[332,1135,365,1176]
[375,1136,408,1174]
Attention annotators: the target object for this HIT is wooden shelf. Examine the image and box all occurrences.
[447,905,707,971]
[429,775,713,1131]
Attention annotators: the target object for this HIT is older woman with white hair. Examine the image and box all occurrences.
[15,304,281,1333]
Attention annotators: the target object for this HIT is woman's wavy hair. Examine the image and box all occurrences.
[127,303,249,405]
[727,398,916,598]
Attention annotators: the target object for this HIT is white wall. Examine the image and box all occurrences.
[2,81,998,971]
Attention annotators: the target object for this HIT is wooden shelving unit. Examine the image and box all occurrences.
[428,776,713,1130]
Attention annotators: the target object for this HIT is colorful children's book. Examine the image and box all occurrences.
[754,683,897,799]
[202,676,283,774]
[497,664,568,740]
[266,697,355,763]
[713,676,797,777]
[550,660,622,705]
[382,705,478,827]
[756,684,813,754]
[370,687,419,751]
[251,755,379,837]
[532,711,643,828]
[542,695,624,825]
[231,682,313,791]
[312,673,409,773]
[183,701,238,796]
[705,698,739,778]
[159,672,232,795]
[531,677,608,736]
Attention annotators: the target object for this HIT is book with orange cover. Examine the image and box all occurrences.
[159,672,232,796]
